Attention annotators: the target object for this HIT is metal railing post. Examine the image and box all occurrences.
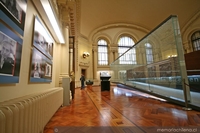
[182,78,192,111]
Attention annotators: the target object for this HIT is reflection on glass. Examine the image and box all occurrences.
[110,16,200,108]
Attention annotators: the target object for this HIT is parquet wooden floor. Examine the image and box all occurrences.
[44,85,200,133]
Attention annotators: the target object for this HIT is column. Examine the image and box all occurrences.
[93,46,98,80]
[69,49,73,72]
[69,41,75,99]
[109,49,114,64]
[113,49,119,80]
[114,50,118,61]
[59,27,70,80]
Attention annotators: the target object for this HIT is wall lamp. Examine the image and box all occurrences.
[167,55,177,58]
[83,52,90,58]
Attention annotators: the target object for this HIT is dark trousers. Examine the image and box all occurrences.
[70,81,75,99]
[81,80,85,89]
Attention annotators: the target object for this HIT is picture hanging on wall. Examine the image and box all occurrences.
[0,0,28,34]
[33,16,53,60]
[29,48,52,83]
[0,22,23,84]
[0,0,27,84]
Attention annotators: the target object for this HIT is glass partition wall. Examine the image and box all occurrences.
[110,15,200,109]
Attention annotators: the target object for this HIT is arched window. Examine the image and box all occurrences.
[145,43,153,64]
[98,39,108,65]
[191,31,200,51]
[118,36,136,64]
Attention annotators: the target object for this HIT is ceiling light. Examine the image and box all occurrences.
[40,0,65,44]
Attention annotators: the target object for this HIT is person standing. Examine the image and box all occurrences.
[70,71,75,99]
[80,74,85,89]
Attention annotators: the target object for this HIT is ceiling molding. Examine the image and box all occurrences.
[57,0,77,36]
[54,0,200,45]
[181,9,200,36]
[89,23,150,42]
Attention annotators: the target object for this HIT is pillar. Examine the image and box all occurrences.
[92,46,98,80]
[109,49,114,64]
[113,49,119,80]
[69,49,73,72]
[59,27,70,84]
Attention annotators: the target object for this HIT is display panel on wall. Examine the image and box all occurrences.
[0,22,23,83]
[0,0,28,35]
[33,16,53,60]
[29,48,52,83]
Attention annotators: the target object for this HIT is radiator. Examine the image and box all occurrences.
[0,87,63,133]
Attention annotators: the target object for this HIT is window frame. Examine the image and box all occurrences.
[191,31,200,51]
[118,36,136,64]
[145,43,153,64]
[97,39,108,65]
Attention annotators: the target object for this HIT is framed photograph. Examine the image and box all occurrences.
[33,16,53,59]
[0,0,27,33]
[0,21,23,83]
[29,48,52,83]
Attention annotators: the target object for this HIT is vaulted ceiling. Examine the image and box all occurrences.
[62,0,200,40]
[36,0,200,42]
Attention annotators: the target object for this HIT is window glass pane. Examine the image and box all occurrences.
[118,36,136,64]
[145,43,153,64]
[98,39,108,65]
[192,31,200,51]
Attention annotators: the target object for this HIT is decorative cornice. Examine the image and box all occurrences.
[57,0,77,36]
[110,47,118,52]
[79,62,90,67]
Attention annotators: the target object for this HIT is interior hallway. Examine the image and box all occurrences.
[44,85,200,133]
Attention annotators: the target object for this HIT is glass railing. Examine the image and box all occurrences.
[110,15,200,109]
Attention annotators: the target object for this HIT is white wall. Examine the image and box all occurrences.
[0,0,62,102]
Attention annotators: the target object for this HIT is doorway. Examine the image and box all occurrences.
[81,69,86,78]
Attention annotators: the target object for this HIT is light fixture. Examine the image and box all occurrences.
[40,0,65,44]
[168,55,177,58]
[83,52,90,58]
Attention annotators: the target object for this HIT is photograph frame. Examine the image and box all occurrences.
[32,16,54,60]
[0,20,23,84]
[29,48,52,83]
[0,0,27,34]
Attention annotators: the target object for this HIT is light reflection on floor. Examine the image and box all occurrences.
[112,87,189,119]
[113,87,166,102]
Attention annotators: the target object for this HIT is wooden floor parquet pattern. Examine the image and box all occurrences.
[86,87,135,127]
[44,86,200,133]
